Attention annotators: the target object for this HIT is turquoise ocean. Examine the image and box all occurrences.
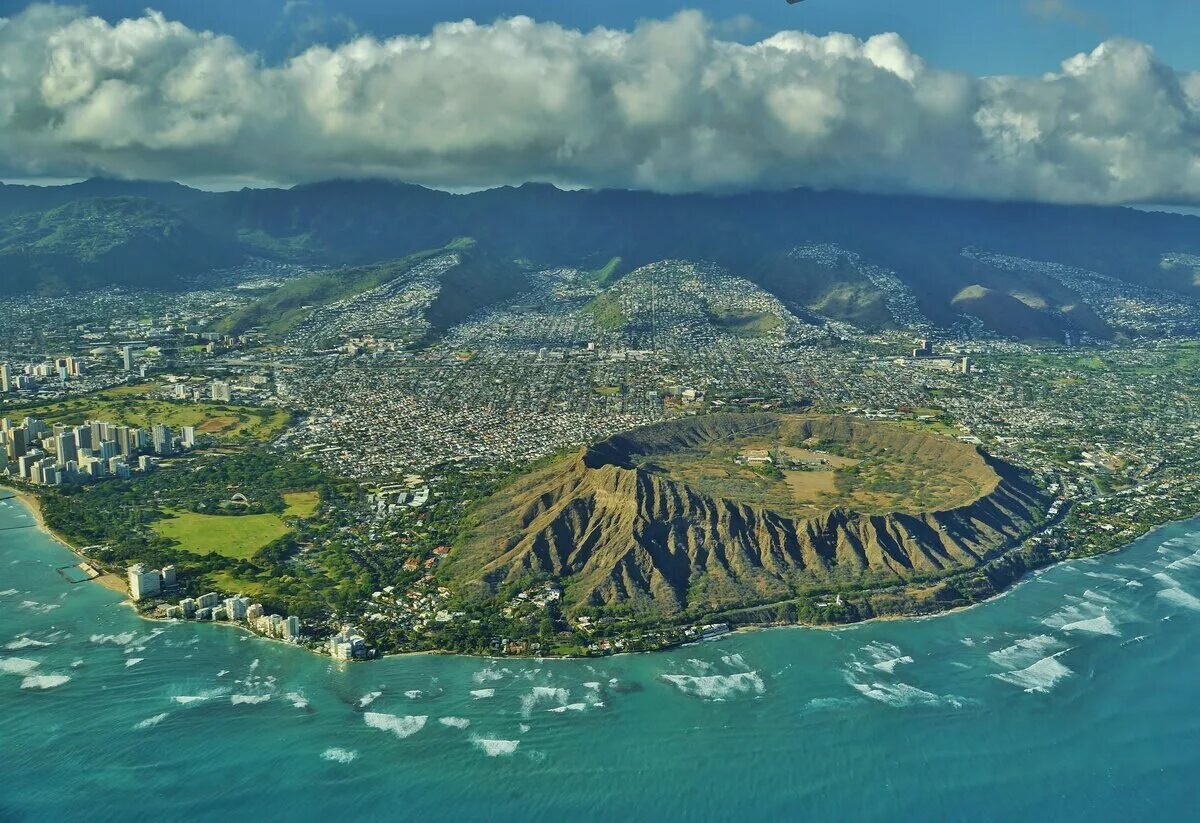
[2,494,1200,822]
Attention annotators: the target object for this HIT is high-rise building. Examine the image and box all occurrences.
[6,427,26,460]
[0,363,10,392]
[181,426,196,449]
[961,357,973,375]
[53,431,77,467]
[152,424,173,456]
[283,615,301,642]
[127,564,162,601]
[224,595,250,622]
[159,565,177,588]
[122,346,134,372]
[210,381,232,403]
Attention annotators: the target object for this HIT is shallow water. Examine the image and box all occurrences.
[2,495,1200,821]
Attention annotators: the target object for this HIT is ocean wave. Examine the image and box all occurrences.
[364,712,427,739]
[472,666,508,684]
[470,688,495,699]
[805,696,858,712]
[1059,615,1121,636]
[0,589,19,597]
[404,690,422,699]
[521,686,569,717]
[987,635,1066,670]
[172,687,230,705]
[439,716,471,729]
[20,674,70,690]
[848,680,964,709]
[472,737,519,757]
[992,654,1073,693]
[1043,599,1122,637]
[548,703,588,713]
[285,692,310,709]
[0,657,40,675]
[5,637,51,650]
[20,601,60,614]
[134,713,170,729]
[231,694,271,705]
[322,748,358,764]
[1157,588,1200,611]
[1165,549,1200,571]
[661,671,765,700]
[125,658,144,668]
[358,691,382,708]
[90,632,137,646]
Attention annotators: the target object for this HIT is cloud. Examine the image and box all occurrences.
[0,5,1198,204]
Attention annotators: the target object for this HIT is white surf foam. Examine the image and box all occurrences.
[172,687,229,705]
[20,674,69,690]
[849,680,962,708]
[125,658,144,668]
[1157,588,1200,611]
[0,657,39,675]
[992,654,1073,693]
[548,703,587,713]
[661,671,765,700]
[5,637,51,650]
[472,737,519,757]
[0,589,18,597]
[231,694,271,705]
[1060,614,1120,636]
[358,691,382,708]
[364,712,427,739]
[322,748,358,764]
[470,688,495,699]
[987,635,1066,670]
[521,686,569,716]
[90,632,137,646]
[285,692,309,709]
[472,666,507,684]
[134,713,170,729]
[404,690,422,699]
[438,716,471,729]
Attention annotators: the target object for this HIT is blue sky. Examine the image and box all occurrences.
[2,0,1195,74]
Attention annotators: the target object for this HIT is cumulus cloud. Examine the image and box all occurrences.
[0,4,1198,203]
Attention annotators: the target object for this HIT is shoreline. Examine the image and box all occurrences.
[4,486,128,596]
[7,482,1198,662]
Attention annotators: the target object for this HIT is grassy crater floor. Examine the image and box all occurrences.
[631,415,996,517]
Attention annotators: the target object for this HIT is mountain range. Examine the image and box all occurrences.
[2,177,1198,340]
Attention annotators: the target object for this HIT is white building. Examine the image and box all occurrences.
[127,564,162,601]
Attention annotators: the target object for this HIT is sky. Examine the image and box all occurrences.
[0,0,1198,204]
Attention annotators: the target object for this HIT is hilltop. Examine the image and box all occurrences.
[445,414,1050,619]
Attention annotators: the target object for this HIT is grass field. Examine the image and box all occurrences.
[636,422,993,516]
[152,490,320,559]
[0,385,289,442]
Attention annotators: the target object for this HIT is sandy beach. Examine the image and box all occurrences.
[4,485,127,596]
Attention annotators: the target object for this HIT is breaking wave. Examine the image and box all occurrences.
[661,670,765,700]
[364,712,428,739]
[992,654,1073,694]
[472,737,519,757]
[322,748,358,764]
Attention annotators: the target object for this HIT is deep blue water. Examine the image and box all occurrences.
[2,495,1200,822]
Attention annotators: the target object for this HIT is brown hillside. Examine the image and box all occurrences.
[446,414,1048,617]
